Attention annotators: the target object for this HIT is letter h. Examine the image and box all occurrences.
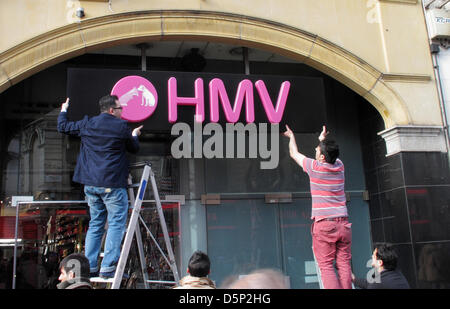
[168,77,205,123]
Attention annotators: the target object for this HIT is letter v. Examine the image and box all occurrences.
[255,80,290,123]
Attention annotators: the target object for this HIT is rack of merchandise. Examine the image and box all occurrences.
[12,199,180,289]
[45,210,89,259]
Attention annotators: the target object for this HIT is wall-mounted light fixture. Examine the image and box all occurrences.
[76,7,85,18]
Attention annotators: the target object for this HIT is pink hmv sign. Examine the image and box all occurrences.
[111,75,158,122]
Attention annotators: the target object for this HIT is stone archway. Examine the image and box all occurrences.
[0,10,411,128]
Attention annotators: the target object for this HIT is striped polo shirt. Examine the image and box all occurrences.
[302,157,348,222]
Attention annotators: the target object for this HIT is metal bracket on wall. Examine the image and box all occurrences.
[362,190,370,201]
[165,195,185,205]
[265,193,292,204]
[201,194,221,205]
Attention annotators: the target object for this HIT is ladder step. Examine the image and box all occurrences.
[129,161,152,169]
[127,183,140,188]
[90,277,114,283]
[146,280,177,285]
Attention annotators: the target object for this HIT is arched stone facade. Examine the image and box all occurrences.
[0,11,411,129]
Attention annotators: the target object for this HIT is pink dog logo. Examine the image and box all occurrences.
[111,75,158,122]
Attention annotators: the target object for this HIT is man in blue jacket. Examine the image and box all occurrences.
[57,95,143,278]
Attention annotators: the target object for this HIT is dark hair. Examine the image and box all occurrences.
[319,139,339,164]
[99,94,119,113]
[374,243,398,271]
[59,253,90,278]
[188,251,211,277]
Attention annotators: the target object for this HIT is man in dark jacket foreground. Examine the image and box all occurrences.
[57,95,142,279]
[352,243,410,289]
[57,253,92,289]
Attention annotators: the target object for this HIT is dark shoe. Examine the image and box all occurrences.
[100,270,129,279]
[99,270,115,279]
[89,271,99,278]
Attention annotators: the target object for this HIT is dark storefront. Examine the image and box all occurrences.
[0,43,449,289]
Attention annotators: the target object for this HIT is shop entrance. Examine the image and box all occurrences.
[1,38,378,288]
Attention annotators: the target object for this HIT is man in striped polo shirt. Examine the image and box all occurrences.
[283,125,352,289]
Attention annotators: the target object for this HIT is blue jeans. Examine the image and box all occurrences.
[84,186,129,274]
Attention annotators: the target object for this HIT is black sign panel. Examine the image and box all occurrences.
[67,68,326,132]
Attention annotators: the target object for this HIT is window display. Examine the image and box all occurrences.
[0,107,181,288]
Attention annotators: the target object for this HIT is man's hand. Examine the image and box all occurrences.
[61,98,69,112]
[283,125,294,139]
[318,125,329,142]
[132,125,144,137]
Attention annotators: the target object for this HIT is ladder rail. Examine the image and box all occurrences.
[110,165,150,289]
[127,175,150,289]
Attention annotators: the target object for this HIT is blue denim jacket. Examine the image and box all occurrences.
[57,111,139,188]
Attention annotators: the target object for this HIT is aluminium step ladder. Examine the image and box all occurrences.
[90,161,180,289]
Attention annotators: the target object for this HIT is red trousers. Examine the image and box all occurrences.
[312,217,352,289]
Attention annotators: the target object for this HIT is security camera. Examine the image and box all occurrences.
[76,7,85,18]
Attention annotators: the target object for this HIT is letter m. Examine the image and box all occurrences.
[209,78,254,123]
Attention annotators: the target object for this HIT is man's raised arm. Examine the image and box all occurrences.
[283,125,306,168]
[57,97,87,136]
